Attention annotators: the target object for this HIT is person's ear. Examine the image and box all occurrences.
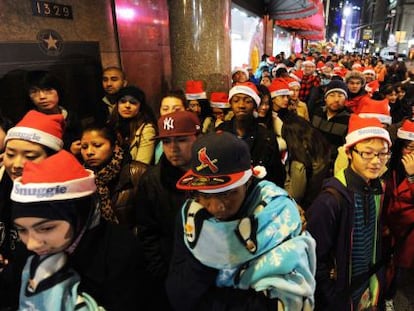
[122,80,128,87]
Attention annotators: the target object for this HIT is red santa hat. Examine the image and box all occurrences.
[284,77,300,89]
[210,92,230,109]
[5,110,64,151]
[289,70,303,82]
[397,119,414,141]
[268,78,291,98]
[358,98,392,125]
[228,82,261,106]
[344,114,392,150]
[185,80,207,100]
[11,150,96,204]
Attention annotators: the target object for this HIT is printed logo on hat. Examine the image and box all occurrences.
[196,147,218,173]
[163,117,175,131]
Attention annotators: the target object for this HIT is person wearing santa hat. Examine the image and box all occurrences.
[166,131,316,311]
[363,68,380,97]
[333,97,393,175]
[285,77,310,121]
[383,119,414,311]
[307,114,392,311]
[231,66,249,86]
[10,150,147,310]
[268,78,294,156]
[299,60,321,115]
[207,92,231,131]
[0,110,65,310]
[185,80,213,134]
[217,82,285,187]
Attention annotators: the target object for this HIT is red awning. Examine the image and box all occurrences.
[268,0,318,20]
[296,29,325,41]
[274,0,325,32]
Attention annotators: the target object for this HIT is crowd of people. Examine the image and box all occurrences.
[0,49,413,311]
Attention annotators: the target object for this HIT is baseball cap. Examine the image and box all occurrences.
[177,131,253,193]
[153,110,201,139]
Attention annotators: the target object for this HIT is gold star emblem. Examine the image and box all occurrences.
[43,33,58,50]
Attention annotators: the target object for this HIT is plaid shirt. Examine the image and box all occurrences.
[299,74,320,102]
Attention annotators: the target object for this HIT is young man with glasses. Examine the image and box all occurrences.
[307,114,392,311]
[166,131,316,310]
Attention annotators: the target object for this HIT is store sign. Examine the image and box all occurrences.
[32,1,73,19]
[362,29,373,40]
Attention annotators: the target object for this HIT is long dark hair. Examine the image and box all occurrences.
[281,114,330,168]
[108,86,157,144]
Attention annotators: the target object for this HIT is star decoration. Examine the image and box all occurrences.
[44,34,58,50]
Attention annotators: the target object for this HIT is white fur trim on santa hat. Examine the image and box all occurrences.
[288,80,300,88]
[363,69,376,76]
[210,101,230,109]
[5,126,64,151]
[270,89,291,98]
[397,128,414,141]
[185,92,207,100]
[11,170,96,203]
[345,126,391,149]
[229,85,261,106]
[358,113,392,125]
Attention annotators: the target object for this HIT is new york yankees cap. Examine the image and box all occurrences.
[176,131,252,193]
[154,111,201,139]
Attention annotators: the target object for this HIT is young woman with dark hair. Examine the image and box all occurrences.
[108,85,157,164]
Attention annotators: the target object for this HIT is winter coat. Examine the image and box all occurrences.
[70,220,149,310]
[111,159,148,227]
[306,168,386,311]
[218,119,286,187]
[135,155,189,310]
[385,170,414,268]
[0,173,30,310]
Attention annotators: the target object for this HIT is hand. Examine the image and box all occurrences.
[70,140,81,155]
[402,153,414,176]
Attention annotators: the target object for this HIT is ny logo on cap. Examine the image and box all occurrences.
[196,147,218,173]
[163,117,174,131]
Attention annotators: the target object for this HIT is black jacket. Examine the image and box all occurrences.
[136,155,189,310]
[70,220,149,311]
[217,119,285,187]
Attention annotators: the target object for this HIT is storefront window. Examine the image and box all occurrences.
[231,6,262,70]
[273,27,293,57]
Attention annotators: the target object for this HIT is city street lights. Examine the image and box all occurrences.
[340,4,352,51]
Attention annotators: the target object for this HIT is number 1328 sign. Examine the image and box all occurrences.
[32,1,73,19]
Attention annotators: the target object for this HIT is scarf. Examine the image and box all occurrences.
[182,181,316,310]
[94,144,123,223]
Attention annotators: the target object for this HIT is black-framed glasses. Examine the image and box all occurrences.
[351,148,391,161]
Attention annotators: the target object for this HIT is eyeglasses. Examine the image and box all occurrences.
[351,148,391,161]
